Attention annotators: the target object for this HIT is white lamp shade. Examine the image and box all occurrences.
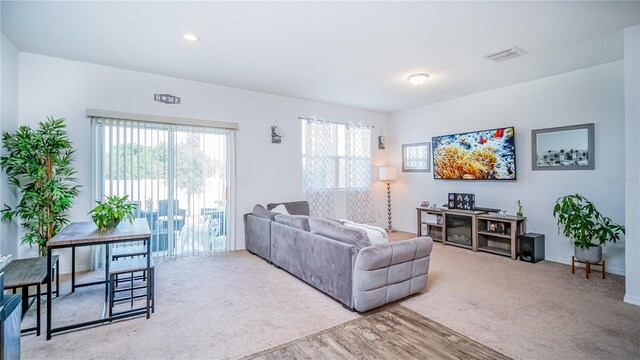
[379,167,397,181]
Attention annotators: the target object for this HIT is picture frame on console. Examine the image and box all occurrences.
[531,123,594,170]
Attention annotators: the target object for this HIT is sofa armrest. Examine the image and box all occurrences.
[352,237,433,312]
[244,214,272,262]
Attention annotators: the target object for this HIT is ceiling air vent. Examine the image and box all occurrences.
[485,46,526,62]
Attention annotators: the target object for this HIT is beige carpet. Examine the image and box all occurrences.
[402,242,640,360]
[20,243,640,359]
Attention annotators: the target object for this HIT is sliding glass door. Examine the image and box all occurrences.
[92,117,233,257]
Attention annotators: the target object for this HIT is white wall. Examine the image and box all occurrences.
[17,53,390,272]
[0,32,19,258]
[624,25,640,305]
[390,61,626,275]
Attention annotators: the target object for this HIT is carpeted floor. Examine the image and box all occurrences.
[20,241,640,360]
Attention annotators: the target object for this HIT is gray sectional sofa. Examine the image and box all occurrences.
[244,201,433,312]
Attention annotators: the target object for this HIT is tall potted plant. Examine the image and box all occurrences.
[0,117,80,255]
[553,194,624,263]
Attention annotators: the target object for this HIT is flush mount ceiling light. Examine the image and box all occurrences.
[408,73,429,86]
[183,33,198,42]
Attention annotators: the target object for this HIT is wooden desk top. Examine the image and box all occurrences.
[3,255,59,288]
[47,219,151,247]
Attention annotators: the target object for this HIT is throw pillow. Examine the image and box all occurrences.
[252,204,278,220]
[270,204,290,215]
[274,214,310,232]
[309,218,371,250]
[266,201,310,216]
[341,220,388,245]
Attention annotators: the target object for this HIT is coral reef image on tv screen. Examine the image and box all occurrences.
[432,127,516,180]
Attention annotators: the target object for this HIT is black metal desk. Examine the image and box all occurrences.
[2,255,59,336]
[46,219,152,340]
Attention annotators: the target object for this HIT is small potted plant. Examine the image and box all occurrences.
[89,195,137,230]
[553,194,624,263]
[516,200,523,217]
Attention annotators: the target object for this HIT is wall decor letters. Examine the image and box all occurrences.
[154,93,181,104]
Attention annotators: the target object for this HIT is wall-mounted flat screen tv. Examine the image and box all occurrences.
[432,127,516,180]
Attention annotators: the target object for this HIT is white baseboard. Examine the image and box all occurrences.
[623,294,640,306]
[59,265,90,275]
[544,256,625,276]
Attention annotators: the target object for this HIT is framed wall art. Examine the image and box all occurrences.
[402,142,431,172]
[531,123,594,170]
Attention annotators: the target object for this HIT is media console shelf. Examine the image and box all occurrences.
[416,207,527,260]
[476,214,526,260]
[416,207,444,242]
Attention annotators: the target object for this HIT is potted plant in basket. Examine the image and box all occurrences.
[89,195,137,230]
[0,117,80,256]
[553,194,624,263]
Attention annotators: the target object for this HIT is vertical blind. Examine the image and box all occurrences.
[92,117,234,259]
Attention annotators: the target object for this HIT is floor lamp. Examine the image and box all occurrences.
[379,166,397,233]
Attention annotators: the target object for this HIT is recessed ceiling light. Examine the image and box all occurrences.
[183,33,198,42]
[408,73,429,86]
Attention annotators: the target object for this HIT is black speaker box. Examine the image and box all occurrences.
[519,233,545,263]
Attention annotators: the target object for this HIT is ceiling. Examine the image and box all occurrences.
[2,1,639,113]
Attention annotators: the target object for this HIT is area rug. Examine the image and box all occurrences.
[243,305,511,360]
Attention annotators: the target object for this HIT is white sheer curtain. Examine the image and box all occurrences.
[345,124,376,223]
[91,117,233,268]
[301,117,375,222]
[302,118,336,218]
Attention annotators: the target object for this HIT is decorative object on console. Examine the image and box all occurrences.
[516,200,523,217]
[553,193,624,264]
[379,167,397,233]
[486,221,506,234]
[448,193,475,210]
[531,123,594,170]
[419,200,430,208]
[402,142,431,172]
[498,210,508,217]
[432,127,516,180]
[271,119,284,144]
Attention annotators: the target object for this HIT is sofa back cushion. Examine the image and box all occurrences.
[267,201,310,216]
[274,214,310,232]
[309,218,371,250]
[252,204,278,220]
